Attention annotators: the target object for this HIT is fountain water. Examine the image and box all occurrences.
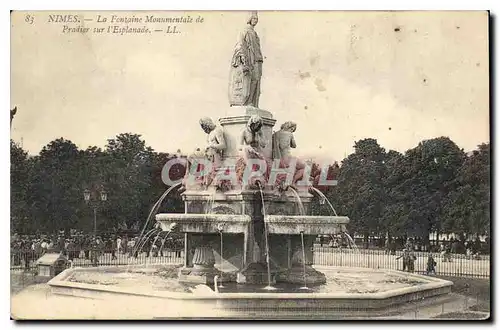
[217,224,225,289]
[134,228,160,258]
[149,231,162,257]
[289,187,305,215]
[310,187,338,216]
[158,231,171,257]
[206,191,216,214]
[149,230,163,262]
[299,232,309,290]
[258,183,277,291]
[137,183,182,245]
[343,232,360,252]
[130,183,181,264]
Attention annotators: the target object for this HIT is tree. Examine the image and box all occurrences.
[380,150,407,241]
[442,143,490,237]
[10,140,31,233]
[335,139,387,246]
[104,133,157,230]
[400,137,465,247]
[28,138,82,233]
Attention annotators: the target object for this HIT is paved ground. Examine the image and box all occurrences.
[11,282,211,320]
[437,275,491,313]
[10,269,490,320]
[9,282,476,320]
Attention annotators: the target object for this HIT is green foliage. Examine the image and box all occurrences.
[11,140,32,233]
[10,134,490,240]
[322,137,488,246]
[334,139,388,242]
[398,137,465,243]
[11,134,185,235]
[442,143,490,236]
[26,138,82,233]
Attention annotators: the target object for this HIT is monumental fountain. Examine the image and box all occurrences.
[46,12,459,319]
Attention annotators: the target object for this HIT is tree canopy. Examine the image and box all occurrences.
[10,134,490,244]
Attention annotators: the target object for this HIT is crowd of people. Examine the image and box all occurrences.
[320,234,488,257]
[394,237,486,276]
[386,236,488,257]
[11,231,184,269]
[319,235,487,276]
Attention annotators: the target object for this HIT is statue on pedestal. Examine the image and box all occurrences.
[196,117,227,188]
[181,147,206,192]
[240,115,267,161]
[200,117,226,166]
[237,115,269,187]
[272,121,297,159]
[272,121,306,191]
[228,12,263,108]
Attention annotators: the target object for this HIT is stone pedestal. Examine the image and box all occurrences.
[178,245,218,285]
[219,106,276,161]
[284,235,326,285]
[237,262,277,285]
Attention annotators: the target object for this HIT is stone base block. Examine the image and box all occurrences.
[283,265,327,285]
[178,267,218,285]
[237,262,279,285]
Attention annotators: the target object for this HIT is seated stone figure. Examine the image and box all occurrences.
[271,121,306,191]
[200,117,226,166]
[181,147,207,191]
[236,115,270,188]
[272,121,297,159]
[183,118,227,190]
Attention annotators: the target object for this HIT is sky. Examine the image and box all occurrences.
[10,11,489,162]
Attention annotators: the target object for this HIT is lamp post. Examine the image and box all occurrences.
[83,188,107,236]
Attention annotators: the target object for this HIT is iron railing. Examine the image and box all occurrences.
[10,249,184,272]
[11,246,490,278]
[313,246,490,278]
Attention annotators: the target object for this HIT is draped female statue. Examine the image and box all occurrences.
[228,12,263,108]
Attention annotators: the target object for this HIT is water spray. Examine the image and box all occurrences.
[217,223,225,289]
[299,231,309,291]
[258,182,278,291]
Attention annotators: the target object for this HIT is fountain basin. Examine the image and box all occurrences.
[155,214,349,235]
[47,264,454,319]
[265,215,349,235]
[155,214,251,233]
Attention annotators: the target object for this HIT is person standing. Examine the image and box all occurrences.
[57,235,66,256]
[116,236,122,255]
[67,239,76,261]
[131,237,139,258]
[407,249,417,273]
[84,236,91,260]
[110,237,117,260]
[426,254,437,275]
[151,242,158,258]
[174,238,183,258]
[397,248,409,272]
[122,236,128,256]
[33,239,42,259]
[21,240,32,271]
[40,239,48,255]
